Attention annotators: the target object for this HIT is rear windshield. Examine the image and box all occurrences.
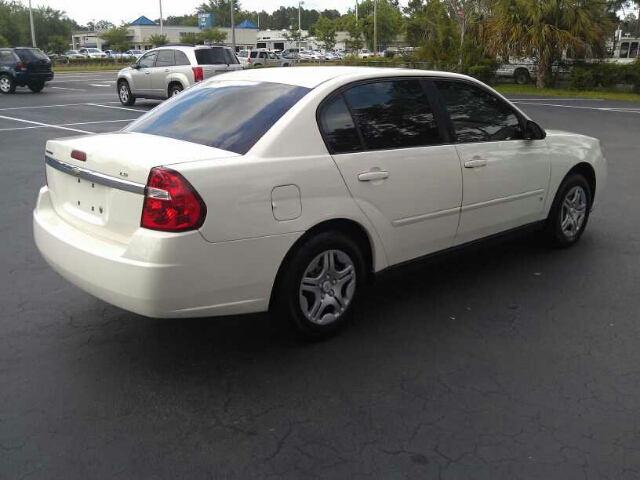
[195,48,235,65]
[125,80,310,154]
[15,48,48,61]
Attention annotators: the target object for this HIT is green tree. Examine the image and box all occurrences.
[0,34,8,46]
[100,26,130,52]
[197,0,241,27]
[95,20,115,30]
[405,0,459,68]
[179,32,202,44]
[358,0,404,51]
[148,33,168,46]
[46,35,69,53]
[199,27,227,44]
[342,14,365,51]
[486,0,610,87]
[313,15,337,50]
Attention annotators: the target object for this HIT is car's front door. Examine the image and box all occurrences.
[321,78,462,266]
[132,51,157,96]
[433,80,551,246]
[152,49,174,98]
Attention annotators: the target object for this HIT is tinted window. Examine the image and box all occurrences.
[175,50,190,66]
[139,51,157,68]
[343,80,441,150]
[320,94,361,154]
[15,48,48,61]
[156,50,175,67]
[631,42,639,58]
[620,42,630,58]
[435,81,522,143]
[250,52,258,58]
[126,80,310,155]
[195,48,227,64]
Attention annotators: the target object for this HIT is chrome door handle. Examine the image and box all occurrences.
[165,69,170,72]
[358,171,389,182]
[145,71,150,74]
[464,158,487,168]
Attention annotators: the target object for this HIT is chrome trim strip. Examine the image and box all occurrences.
[461,189,545,213]
[44,156,145,195]
[392,206,461,227]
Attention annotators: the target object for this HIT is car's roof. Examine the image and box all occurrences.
[216,66,469,89]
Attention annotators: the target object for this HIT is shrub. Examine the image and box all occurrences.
[570,67,596,90]
[467,65,494,84]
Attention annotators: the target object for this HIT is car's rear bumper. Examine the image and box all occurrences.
[16,71,53,84]
[33,186,301,318]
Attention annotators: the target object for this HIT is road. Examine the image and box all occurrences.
[1,72,640,479]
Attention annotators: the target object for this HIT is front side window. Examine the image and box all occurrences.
[155,50,175,67]
[620,42,630,58]
[320,95,361,154]
[342,79,442,150]
[126,80,310,154]
[435,81,522,143]
[138,51,157,68]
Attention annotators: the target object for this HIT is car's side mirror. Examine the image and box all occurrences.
[523,120,545,140]
[131,63,140,69]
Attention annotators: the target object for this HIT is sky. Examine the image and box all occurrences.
[24,0,363,26]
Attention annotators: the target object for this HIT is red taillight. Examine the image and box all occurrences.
[71,150,86,161]
[247,57,252,63]
[16,61,26,70]
[141,167,206,232]
[192,66,204,82]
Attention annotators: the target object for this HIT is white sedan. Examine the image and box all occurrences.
[33,67,607,338]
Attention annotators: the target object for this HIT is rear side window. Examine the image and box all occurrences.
[175,50,190,66]
[195,48,227,64]
[319,95,361,154]
[342,79,442,150]
[125,81,310,155]
[250,52,258,58]
[0,51,16,63]
[15,48,48,61]
[435,81,522,143]
[224,49,239,64]
[155,50,175,67]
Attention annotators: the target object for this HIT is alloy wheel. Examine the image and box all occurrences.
[560,185,587,238]
[0,77,11,93]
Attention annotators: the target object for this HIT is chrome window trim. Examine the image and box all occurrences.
[44,156,145,195]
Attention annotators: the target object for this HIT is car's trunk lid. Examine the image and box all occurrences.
[44,132,237,243]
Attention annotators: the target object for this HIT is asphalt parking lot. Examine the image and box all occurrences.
[2,71,640,479]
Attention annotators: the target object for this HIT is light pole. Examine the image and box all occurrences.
[373,0,377,56]
[159,0,163,35]
[355,1,358,22]
[28,0,36,47]
[230,0,236,51]
[298,1,304,52]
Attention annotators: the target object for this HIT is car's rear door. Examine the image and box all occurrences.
[322,78,462,266]
[151,49,174,97]
[433,80,551,245]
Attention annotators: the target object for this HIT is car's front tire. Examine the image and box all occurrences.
[273,231,366,339]
[28,82,45,93]
[118,80,136,106]
[0,74,16,94]
[545,173,592,248]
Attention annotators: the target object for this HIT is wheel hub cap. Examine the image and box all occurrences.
[560,186,587,238]
[299,249,356,325]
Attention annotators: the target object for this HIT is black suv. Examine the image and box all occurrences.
[0,47,54,94]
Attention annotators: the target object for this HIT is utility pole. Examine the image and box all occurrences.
[230,0,236,51]
[159,0,164,35]
[355,1,358,21]
[298,1,304,52]
[28,0,36,47]
[373,0,377,56]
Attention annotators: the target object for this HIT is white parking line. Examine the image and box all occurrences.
[89,84,112,87]
[0,118,137,132]
[0,114,93,134]
[50,86,88,91]
[0,101,121,111]
[49,78,117,83]
[511,101,640,113]
[86,103,147,112]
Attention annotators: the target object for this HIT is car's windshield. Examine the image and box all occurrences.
[15,48,48,61]
[88,49,101,53]
[130,50,142,54]
[125,80,310,154]
[66,50,78,54]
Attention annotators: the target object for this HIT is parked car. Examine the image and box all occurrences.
[495,57,571,84]
[248,49,293,68]
[125,50,144,60]
[358,49,374,59]
[0,47,53,94]
[63,50,84,59]
[79,48,107,59]
[34,67,606,339]
[104,50,128,59]
[116,45,242,105]
[237,49,251,68]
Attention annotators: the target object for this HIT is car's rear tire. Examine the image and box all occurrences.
[272,231,366,340]
[545,173,592,248]
[168,84,183,97]
[0,74,16,94]
[118,81,136,106]
[514,68,531,85]
[28,82,45,93]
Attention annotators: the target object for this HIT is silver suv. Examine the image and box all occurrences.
[116,45,242,106]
